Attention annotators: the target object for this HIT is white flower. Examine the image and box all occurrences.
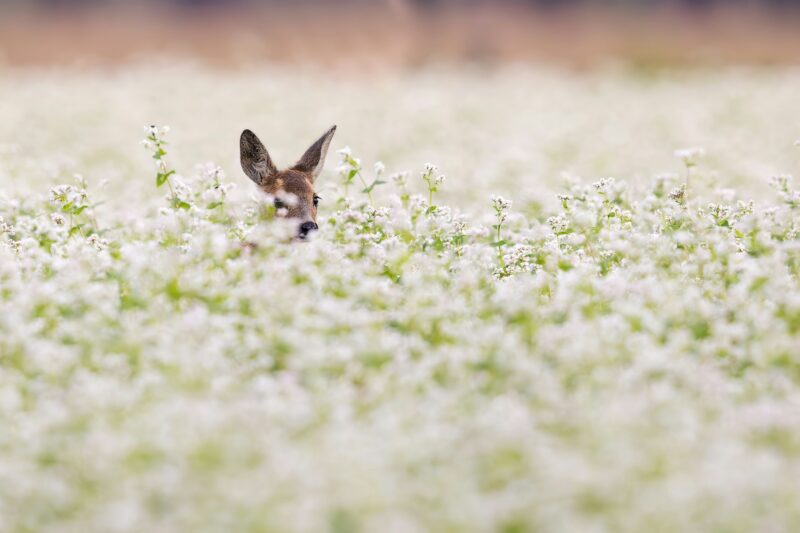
[391,172,409,188]
[592,177,615,193]
[491,195,511,212]
[674,147,705,166]
[144,124,169,138]
[49,184,72,203]
[275,190,298,207]
[374,161,386,175]
[669,184,686,203]
[770,175,791,192]
[547,213,570,233]
[87,233,107,250]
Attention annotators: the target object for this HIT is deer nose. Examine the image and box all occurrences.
[299,221,318,237]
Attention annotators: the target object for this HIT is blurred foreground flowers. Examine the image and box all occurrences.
[1,131,800,532]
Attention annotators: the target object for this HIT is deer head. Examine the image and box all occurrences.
[240,125,336,239]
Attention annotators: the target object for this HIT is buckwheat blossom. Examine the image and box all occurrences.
[674,146,706,166]
[592,176,615,193]
[547,213,570,233]
[669,184,687,203]
[275,190,298,207]
[86,233,107,250]
[2,68,800,533]
[391,171,409,189]
[491,194,511,212]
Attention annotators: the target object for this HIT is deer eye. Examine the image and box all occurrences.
[313,194,321,207]
[274,198,286,210]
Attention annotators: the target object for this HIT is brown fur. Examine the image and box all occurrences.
[240,126,336,238]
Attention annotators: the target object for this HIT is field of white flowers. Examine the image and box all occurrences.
[1,64,800,532]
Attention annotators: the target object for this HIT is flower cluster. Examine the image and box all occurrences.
[3,65,800,531]
[2,131,800,532]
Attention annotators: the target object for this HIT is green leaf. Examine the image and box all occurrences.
[165,278,182,301]
[361,180,386,194]
[156,170,175,188]
[491,240,507,247]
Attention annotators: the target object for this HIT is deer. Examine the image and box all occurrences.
[239,125,336,240]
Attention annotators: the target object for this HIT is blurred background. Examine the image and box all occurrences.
[1,0,799,212]
[1,0,799,68]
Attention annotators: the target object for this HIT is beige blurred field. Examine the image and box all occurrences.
[1,3,800,68]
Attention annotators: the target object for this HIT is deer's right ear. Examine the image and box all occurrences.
[240,129,277,186]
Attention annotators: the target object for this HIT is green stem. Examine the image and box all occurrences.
[496,223,506,271]
[356,170,373,203]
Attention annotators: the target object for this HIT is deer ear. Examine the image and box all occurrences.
[240,129,277,185]
[292,125,336,181]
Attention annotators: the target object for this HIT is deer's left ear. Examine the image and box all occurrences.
[292,125,336,181]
